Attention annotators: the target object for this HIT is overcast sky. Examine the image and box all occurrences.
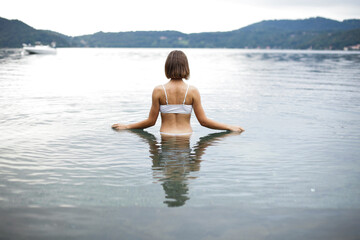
[1,0,360,36]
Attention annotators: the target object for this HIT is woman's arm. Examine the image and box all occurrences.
[112,88,160,130]
[192,87,244,132]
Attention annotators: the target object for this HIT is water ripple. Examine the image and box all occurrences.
[0,48,359,208]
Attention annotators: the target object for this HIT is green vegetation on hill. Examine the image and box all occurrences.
[0,17,70,47]
[73,31,188,48]
[1,16,359,50]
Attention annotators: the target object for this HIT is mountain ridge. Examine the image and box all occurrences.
[0,16,359,49]
[237,17,360,32]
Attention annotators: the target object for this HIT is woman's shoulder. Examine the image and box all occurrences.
[152,83,199,94]
[153,85,164,91]
[152,85,164,98]
[187,84,199,95]
[188,84,197,90]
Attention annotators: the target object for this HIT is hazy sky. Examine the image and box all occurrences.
[2,0,360,36]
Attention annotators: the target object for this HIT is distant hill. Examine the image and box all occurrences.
[214,17,360,49]
[66,17,360,50]
[73,31,188,48]
[239,17,360,32]
[0,16,359,49]
[0,17,70,47]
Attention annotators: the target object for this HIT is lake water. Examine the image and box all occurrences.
[1,48,360,239]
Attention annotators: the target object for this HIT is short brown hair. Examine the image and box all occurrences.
[165,50,190,80]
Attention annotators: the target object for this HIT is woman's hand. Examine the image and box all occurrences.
[228,125,245,132]
[112,123,128,130]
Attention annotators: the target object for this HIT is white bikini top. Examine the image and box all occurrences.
[160,84,193,114]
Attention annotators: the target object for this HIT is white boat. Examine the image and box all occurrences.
[22,43,57,55]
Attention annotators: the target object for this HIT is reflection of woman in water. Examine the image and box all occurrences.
[129,130,241,207]
[112,50,244,134]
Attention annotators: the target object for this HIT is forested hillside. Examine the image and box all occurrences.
[1,16,359,50]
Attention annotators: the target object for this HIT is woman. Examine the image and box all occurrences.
[112,50,244,134]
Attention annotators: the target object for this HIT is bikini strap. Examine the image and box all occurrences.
[183,83,190,104]
[162,85,168,105]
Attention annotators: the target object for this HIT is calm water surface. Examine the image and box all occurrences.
[0,48,360,239]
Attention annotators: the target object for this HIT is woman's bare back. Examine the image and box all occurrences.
[158,80,193,134]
